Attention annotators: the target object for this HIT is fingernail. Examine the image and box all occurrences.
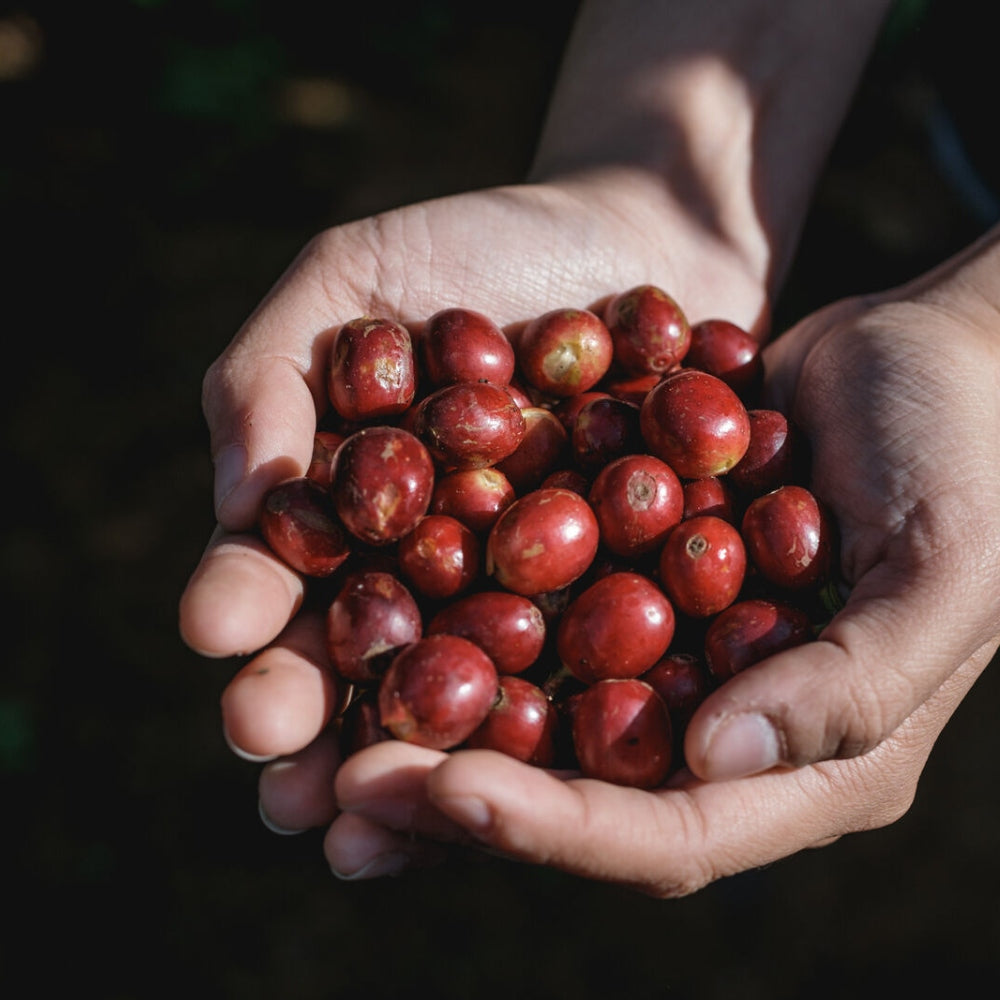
[223,726,276,763]
[434,794,493,835]
[258,799,306,836]
[331,852,410,881]
[705,713,781,780]
[213,444,247,515]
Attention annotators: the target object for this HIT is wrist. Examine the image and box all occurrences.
[529,0,894,296]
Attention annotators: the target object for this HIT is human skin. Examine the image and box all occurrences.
[174,0,1000,896]
[322,228,1000,894]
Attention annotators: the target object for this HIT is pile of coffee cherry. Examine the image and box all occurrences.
[257,285,839,789]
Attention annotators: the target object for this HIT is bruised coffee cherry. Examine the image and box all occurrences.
[396,513,480,600]
[604,283,691,376]
[413,380,526,470]
[327,316,416,421]
[429,467,516,534]
[741,484,833,590]
[517,307,614,397]
[330,425,435,545]
[326,570,423,684]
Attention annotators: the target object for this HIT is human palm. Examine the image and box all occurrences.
[323,268,1000,894]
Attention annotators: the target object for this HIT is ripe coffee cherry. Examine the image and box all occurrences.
[259,476,351,577]
[572,678,673,788]
[604,283,691,375]
[495,406,570,494]
[414,380,526,470]
[378,634,499,750]
[465,675,558,765]
[741,484,833,590]
[557,571,675,684]
[704,598,813,680]
[681,476,736,522]
[305,430,346,488]
[658,514,747,617]
[588,452,684,557]
[517,307,614,397]
[426,590,546,675]
[486,487,600,596]
[685,318,763,402]
[396,514,480,600]
[339,691,393,758]
[330,425,435,545]
[728,409,798,497]
[641,652,710,730]
[326,570,423,684]
[419,306,515,386]
[429,467,516,534]
[570,395,643,474]
[328,316,416,421]
[639,368,751,479]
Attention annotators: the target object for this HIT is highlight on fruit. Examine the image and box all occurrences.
[255,289,843,788]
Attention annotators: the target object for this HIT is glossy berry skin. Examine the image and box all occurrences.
[639,368,751,479]
[704,598,813,680]
[658,514,747,618]
[571,678,673,788]
[328,316,416,421]
[330,425,436,545]
[557,571,675,684]
[682,476,736,522]
[728,409,798,497]
[486,487,600,596]
[570,395,643,474]
[426,590,546,675]
[378,634,499,750]
[685,318,763,403]
[641,652,709,729]
[414,380,526,470]
[429,467,516,534]
[326,570,423,683]
[465,675,558,765]
[396,514,480,600]
[517,307,614,397]
[604,284,691,376]
[305,430,346,488]
[495,406,570,494]
[419,306,516,386]
[741,484,833,590]
[587,452,684,557]
[259,476,351,577]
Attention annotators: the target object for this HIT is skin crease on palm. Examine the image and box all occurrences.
[177,1,1000,895]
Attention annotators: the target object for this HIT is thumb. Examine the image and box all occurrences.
[683,552,1000,780]
[204,355,320,531]
[202,247,350,531]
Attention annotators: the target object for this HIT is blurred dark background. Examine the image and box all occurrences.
[3,1,999,996]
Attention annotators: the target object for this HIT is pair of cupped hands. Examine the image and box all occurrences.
[179,177,1000,898]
